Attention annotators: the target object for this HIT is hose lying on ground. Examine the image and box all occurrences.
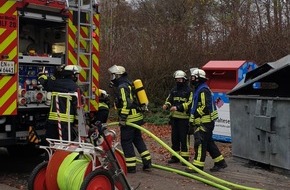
[116,148,231,190]
[107,122,263,190]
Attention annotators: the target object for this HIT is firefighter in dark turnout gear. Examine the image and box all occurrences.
[185,69,227,173]
[92,89,110,124]
[38,65,81,141]
[163,70,193,164]
[108,65,152,173]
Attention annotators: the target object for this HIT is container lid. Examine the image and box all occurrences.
[228,55,290,97]
[202,60,248,70]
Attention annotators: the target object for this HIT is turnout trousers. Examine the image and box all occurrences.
[170,118,190,160]
[120,124,151,170]
[193,122,223,168]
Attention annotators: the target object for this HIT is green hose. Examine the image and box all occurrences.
[57,152,90,190]
[107,122,263,190]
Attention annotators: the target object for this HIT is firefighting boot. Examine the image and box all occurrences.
[143,159,152,172]
[210,160,228,172]
[127,166,136,173]
[167,156,179,164]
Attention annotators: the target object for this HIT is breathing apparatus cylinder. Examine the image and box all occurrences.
[133,79,149,109]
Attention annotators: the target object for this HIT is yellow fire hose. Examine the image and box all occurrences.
[107,122,263,190]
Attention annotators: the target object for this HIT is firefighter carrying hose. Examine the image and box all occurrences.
[38,65,81,142]
[108,65,152,173]
[163,70,193,164]
[185,68,227,173]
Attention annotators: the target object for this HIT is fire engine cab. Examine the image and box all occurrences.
[0,0,100,155]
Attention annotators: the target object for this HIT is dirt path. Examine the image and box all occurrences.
[122,124,290,190]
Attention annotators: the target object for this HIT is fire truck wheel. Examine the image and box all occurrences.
[80,169,114,190]
[45,150,70,190]
[27,161,48,190]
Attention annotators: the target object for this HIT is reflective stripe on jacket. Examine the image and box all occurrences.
[115,76,143,123]
[189,83,218,125]
[48,92,77,123]
[164,84,193,119]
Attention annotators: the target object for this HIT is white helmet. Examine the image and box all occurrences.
[108,65,126,75]
[173,70,187,80]
[191,69,207,80]
[99,89,109,98]
[64,65,82,75]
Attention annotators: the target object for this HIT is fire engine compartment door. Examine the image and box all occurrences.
[0,1,18,115]
[17,10,67,108]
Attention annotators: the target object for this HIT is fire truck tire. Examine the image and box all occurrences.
[80,169,114,190]
[45,150,70,190]
[28,161,48,190]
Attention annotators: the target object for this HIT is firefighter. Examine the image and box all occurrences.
[162,70,193,164]
[185,69,227,173]
[108,65,152,173]
[92,89,110,124]
[38,65,81,141]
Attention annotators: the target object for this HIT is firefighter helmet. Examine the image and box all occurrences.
[108,65,126,75]
[173,70,187,80]
[64,65,82,75]
[99,89,109,98]
[191,69,207,80]
[108,65,126,81]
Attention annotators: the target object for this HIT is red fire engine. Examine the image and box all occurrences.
[0,0,100,155]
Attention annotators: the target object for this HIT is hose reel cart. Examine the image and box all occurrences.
[28,92,132,190]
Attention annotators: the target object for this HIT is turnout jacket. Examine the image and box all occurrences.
[38,75,79,123]
[164,83,193,119]
[189,83,218,125]
[114,76,143,123]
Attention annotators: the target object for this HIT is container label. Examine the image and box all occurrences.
[213,92,231,142]
[0,61,15,74]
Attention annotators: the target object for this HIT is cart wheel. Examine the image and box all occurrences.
[45,150,70,190]
[80,169,114,190]
[28,161,48,190]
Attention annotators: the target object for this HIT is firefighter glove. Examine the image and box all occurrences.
[188,123,196,135]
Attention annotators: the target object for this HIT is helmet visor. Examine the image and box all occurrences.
[175,78,184,82]
[191,75,197,81]
[110,73,116,80]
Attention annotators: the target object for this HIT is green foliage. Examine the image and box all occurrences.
[144,105,170,125]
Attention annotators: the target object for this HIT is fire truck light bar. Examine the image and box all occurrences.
[19,11,65,22]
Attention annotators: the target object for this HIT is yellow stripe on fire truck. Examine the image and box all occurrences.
[28,126,41,144]
[0,1,18,115]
